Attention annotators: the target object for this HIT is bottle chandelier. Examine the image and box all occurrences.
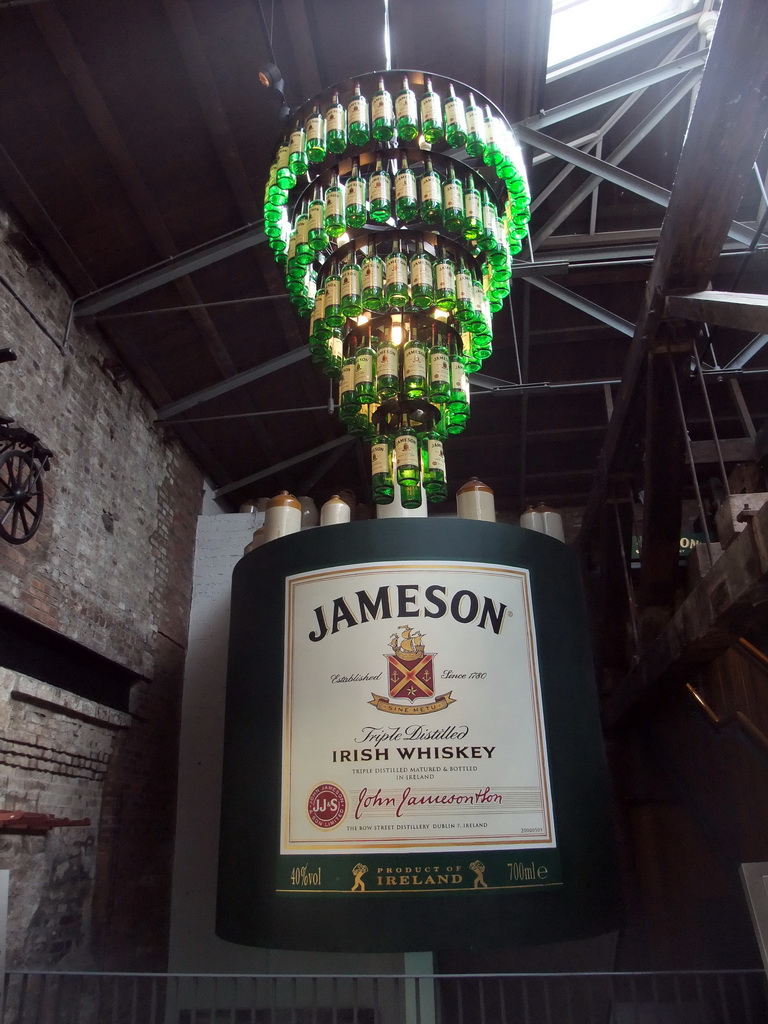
[262,70,530,509]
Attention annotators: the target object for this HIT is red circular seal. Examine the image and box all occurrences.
[307,783,346,829]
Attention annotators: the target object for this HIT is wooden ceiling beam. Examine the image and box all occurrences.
[577,0,768,554]
[603,499,768,726]
[666,290,768,334]
[0,141,95,296]
[160,0,331,448]
[161,0,259,223]
[282,0,322,103]
[30,3,282,467]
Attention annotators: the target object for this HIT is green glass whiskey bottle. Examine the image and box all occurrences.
[444,83,468,149]
[341,253,364,319]
[385,242,409,308]
[403,332,427,399]
[370,435,395,503]
[372,76,395,142]
[369,153,392,224]
[326,92,347,154]
[348,82,370,147]
[410,243,435,310]
[345,158,367,228]
[324,173,345,238]
[442,163,464,234]
[395,152,418,223]
[395,75,419,142]
[305,106,326,163]
[420,77,444,144]
[419,155,442,226]
[362,248,385,311]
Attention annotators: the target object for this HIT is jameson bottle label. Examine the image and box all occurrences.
[445,97,461,127]
[430,350,450,384]
[327,105,344,132]
[363,259,383,289]
[349,97,367,123]
[309,204,324,232]
[395,434,419,469]
[372,94,393,120]
[355,352,374,384]
[456,271,473,301]
[395,172,416,201]
[326,189,343,218]
[371,442,390,475]
[435,261,456,291]
[296,216,310,246]
[341,361,356,395]
[386,253,408,286]
[427,438,446,473]
[309,306,322,335]
[396,91,417,120]
[465,191,481,221]
[411,256,433,287]
[325,276,341,306]
[466,105,483,136]
[329,333,343,362]
[404,346,427,378]
[377,344,398,376]
[451,358,466,390]
[483,204,497,230]
[289,129,304,154]
[421,176,441,203]
[342,265,361,299]
[370,173,389,202]
[421,94,440,122]
[307,115,323,141]
[276,143,289,169]
[346,179,365,206]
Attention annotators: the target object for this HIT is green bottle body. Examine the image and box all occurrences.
[341,260,363,319]
[325,181,346,238]
[326,95,347,154]
[362,253,385,311]
[385,250,409,308]
[371,80,395,142]
[345,171,367,229]
[395,163,418,223]
[305,110,326,163]
[369,163,392,223]
[375,337,399,398]
[410,250,435,310]
[422,433,448,502]
[395,79,419,142]
[420,164,443,226]
[370,437,395,503]
[348,87,370,147]
[420,81,444,144]
[402,338,427,399]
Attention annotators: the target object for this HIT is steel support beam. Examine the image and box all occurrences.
[524,276,635,337]
[547,12,702,83]
[214,436,354,498]
[527,49,707,129]
[154,346,310,421]
[578,0,768,555]
[73,224,266,315]
[517,124,760,248]
[666,291,768,335]
[534,70,702,247]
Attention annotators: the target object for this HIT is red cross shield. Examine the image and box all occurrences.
[387,653,435,702]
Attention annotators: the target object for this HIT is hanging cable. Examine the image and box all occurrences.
[383,0,392,71]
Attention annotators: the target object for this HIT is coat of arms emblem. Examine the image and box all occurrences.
[368,626,455,715]
[387,626,435,702]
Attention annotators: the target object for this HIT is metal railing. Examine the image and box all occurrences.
[2,969,767,1024]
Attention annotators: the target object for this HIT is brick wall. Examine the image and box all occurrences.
[0,203,204,968]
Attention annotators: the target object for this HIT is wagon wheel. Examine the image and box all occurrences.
[0,448,45,544]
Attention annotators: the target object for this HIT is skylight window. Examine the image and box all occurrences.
[548,0,700,68]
